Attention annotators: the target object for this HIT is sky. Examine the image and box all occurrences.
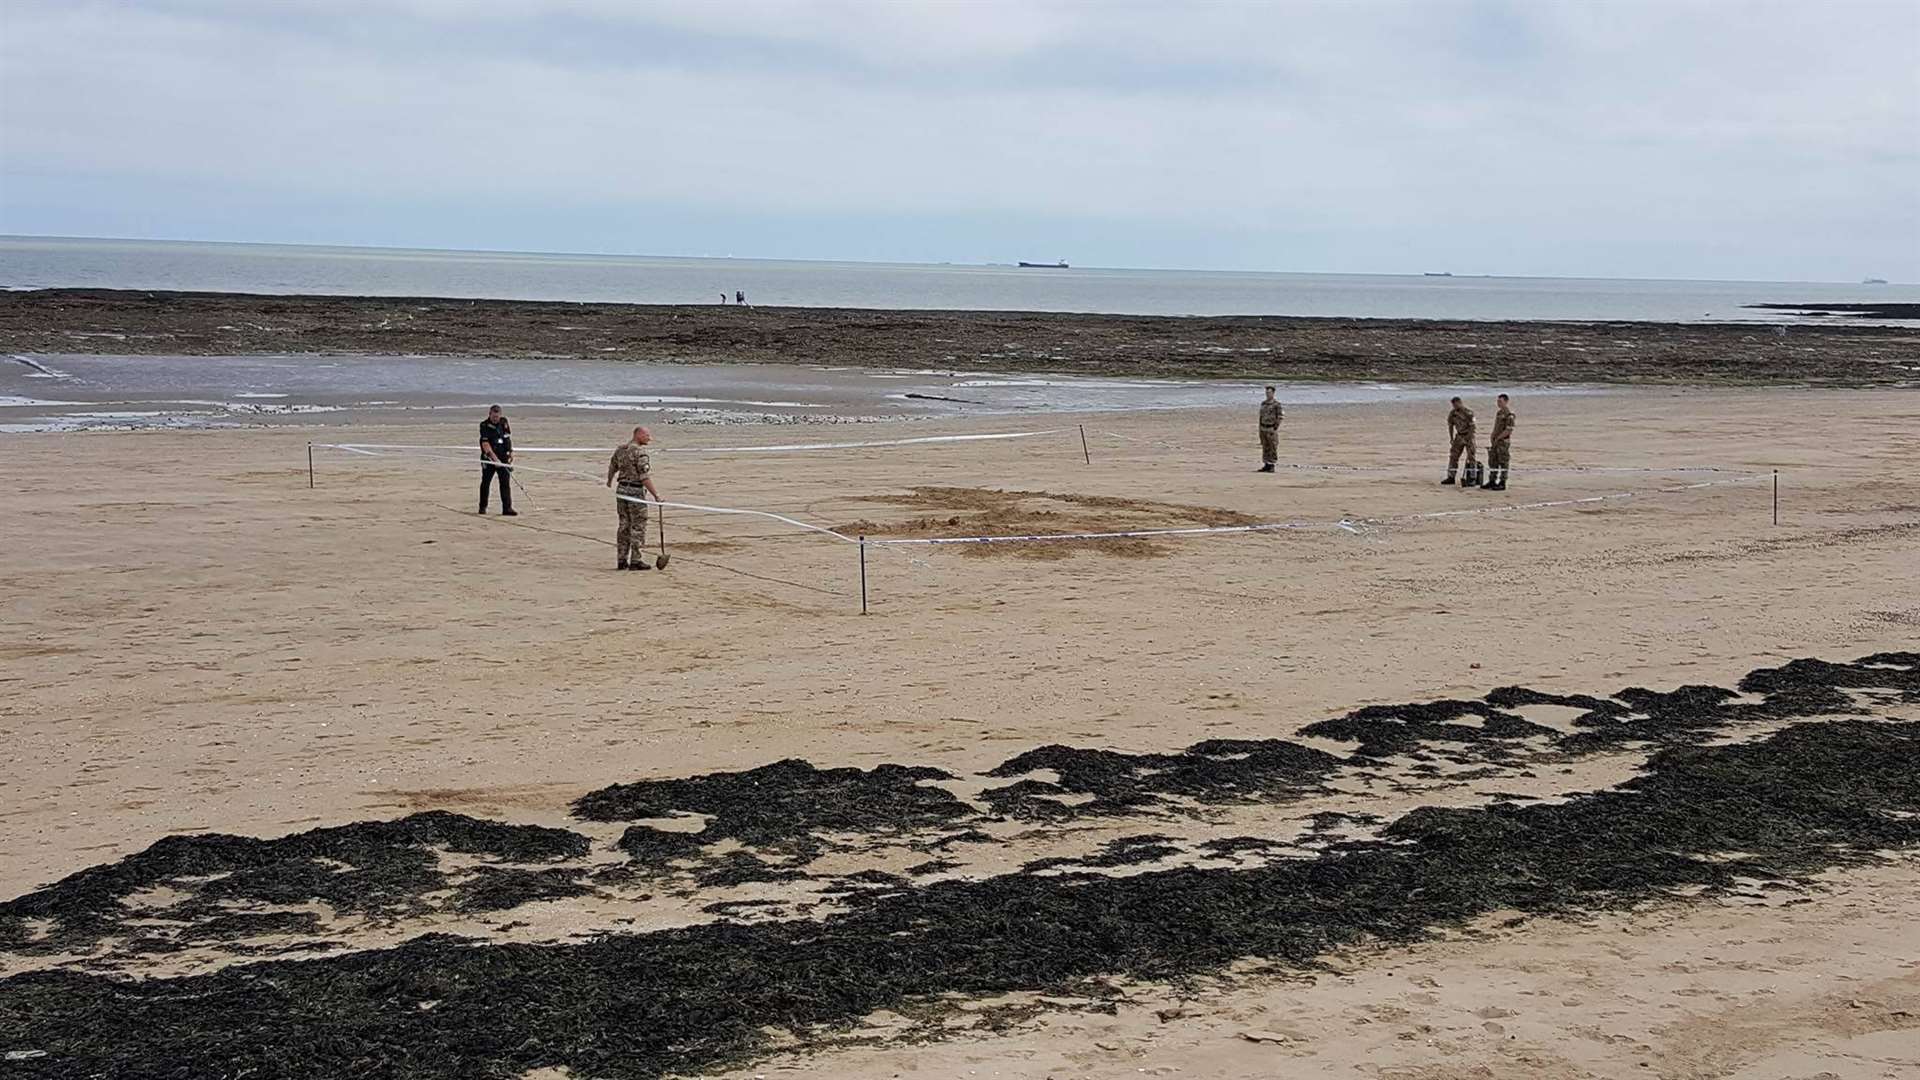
[1,0,1916,281]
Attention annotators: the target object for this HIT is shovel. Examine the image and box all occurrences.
[655,503,671,570]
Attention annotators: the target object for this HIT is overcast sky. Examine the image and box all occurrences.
[2,0,1915,280]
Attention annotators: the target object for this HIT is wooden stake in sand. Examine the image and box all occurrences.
[859,535,869,615]
[1773,469,1779,526]
[1079,425,1091,465]
[308,443,314,489]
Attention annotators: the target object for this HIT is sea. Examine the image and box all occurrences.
[4,235,1914,324]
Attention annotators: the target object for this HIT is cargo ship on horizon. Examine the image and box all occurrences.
[1018,260,1069,269]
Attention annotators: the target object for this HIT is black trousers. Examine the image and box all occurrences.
[479,462,513,511]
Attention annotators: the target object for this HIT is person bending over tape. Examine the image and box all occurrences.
[606,426,662,571]
[1442,396,1478,486]
[479,405,516,516]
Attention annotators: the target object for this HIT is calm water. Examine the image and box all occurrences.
[4,236,1914,323]
[2,351,1598,433]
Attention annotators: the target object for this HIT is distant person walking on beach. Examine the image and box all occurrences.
[1442,397,1478,485]
[478,405,516,516]
[1256,386,1283,472]
[1482,394,1515,491]
[606,426,662,570]
[735,290,746,305]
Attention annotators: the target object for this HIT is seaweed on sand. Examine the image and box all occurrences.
[451,868,594,914]
[981,739,1343,821]
[0,811,590,954]
[1308,651,1920,759]
[691,853,811,888]
[9,711,1914,1080]
[1023,834,1182,873]
[576,759,969,864]
[905,858,962,877]
[1298,700,1558,762]
[1553,652,1920,752]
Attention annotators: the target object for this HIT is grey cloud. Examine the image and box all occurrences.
[1,0,1914,280]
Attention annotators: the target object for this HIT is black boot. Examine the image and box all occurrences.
[1441,471,1456,486]
[1258,463,1275,473]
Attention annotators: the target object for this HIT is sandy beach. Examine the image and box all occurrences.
[3,375,1918,1077]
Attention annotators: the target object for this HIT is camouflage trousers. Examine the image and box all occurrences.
[615,488,650,564]
[1448,436,1479,470]
[1258,427,1279,465]
[1488,441,1511,470]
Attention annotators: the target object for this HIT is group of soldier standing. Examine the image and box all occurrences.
[1257,386,1515,491]
[1442,394,1516,491]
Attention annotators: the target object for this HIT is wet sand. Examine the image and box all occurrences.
[0,350,1604,434]
[2,386,1918,1077]
[4,288,1918,385]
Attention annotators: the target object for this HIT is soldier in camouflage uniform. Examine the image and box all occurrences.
[1442,396,1478,485]
[1256,386,1283,472]
[605,426,662,570]
[1482,393,1515,490]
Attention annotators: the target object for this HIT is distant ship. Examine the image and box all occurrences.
[1423,271,1454,277]
[1018,260,1069,269]
[1863,277,1889,284]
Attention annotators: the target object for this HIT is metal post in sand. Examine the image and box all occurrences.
[656,504,671,569]
[1079,425,1091,465]
[308,443,314,489]
[859,535,869,615]
[1773,469,1779,526]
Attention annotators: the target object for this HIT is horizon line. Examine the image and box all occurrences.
[0,230,1896,288]
[0,232,1902,290]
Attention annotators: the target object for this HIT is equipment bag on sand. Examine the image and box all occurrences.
[1462,461,1484,488]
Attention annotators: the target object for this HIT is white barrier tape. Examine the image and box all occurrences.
[316,444,1766,551]
[871,519,1344,546]
[1274,463,1752,475]
[320,443,866,544]
[866,473,1766,547]
[320,429,1070,456]
[610,489,860,544]
[326,440,1756,477]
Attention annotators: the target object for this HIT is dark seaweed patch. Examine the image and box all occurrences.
[702,899,786,916]
[575,760,968,862]
[1306,810,1383,832]
[691,853,810,888]
[910,829,994,852]
[1298,700,1557,762]
[1023,834,1182,873]
[6,714,1916,1080]
[0,811,590,954]
[1198,836,1294,858]
[452,868,593,914]
[182,911,324,941]
[982,739,1343,820]
[613,825,709,865]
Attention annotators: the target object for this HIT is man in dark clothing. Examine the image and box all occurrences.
[479,405,517,516]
